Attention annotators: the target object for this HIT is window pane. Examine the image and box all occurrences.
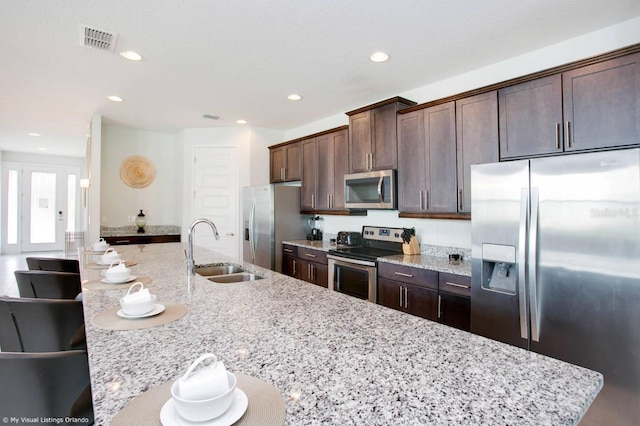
[7,170,18,245]
[67,174,77,232]
[30,172,56,244]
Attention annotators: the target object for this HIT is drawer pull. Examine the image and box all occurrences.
[445,281,470,289]
[394,271,414,278]
[284,248,293,253]
[305,253,317,258]
[115,239,130,243]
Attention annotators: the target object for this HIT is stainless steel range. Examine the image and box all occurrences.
[327,226,404,302]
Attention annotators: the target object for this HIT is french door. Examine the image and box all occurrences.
[2,163,80,253]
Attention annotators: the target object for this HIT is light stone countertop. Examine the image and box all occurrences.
[284,239,472,276]
[81,242,602,425]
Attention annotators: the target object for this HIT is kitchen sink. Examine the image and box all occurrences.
[207,273,264,283]
[196,265,244,276]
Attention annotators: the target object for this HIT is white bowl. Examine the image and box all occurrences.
[100,252,120,264]
[171,371,237,422]
[105,268,131,282]
[119,294,156,316]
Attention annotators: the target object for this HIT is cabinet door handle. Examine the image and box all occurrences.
[445,281,470,289]
[281,167,285,181]
[399,286,403,307]
[394,271,414,278]
[327,193,330,209]
[292,259,297,275]
[330,193,333,209]
[555,122,561,149]
[565,121,571,148]
[438,294,442,319]
[404,286,408,309]
[305,253,317,258]
[458,189,463,211]
[311,194,315,209]
[419,191,424,211]
[310,264,315,281]
[426,190,430,210]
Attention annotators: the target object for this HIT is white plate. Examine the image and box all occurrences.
[100,275,137,284]
[117,304,165,319]
[160,389,248,426]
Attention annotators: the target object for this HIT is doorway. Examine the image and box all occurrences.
[2,163,81,254]
[192,146,239,259]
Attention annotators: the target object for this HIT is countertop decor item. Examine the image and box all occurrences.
[136,210,147,233]
[120,156,156,189]
[401,227,420,255]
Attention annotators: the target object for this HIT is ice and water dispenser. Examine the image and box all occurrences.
[480,243,517,294]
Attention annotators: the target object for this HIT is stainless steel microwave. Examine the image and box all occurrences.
[344,170,397,210]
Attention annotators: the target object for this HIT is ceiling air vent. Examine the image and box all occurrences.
[79,24,118,52]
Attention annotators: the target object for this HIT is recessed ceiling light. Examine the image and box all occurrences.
[236,119,247,124]
[370,51,389,63]
[287,94,302,101]
[107,95,124,102]
[28,133,41,137]
[120,51,143,61]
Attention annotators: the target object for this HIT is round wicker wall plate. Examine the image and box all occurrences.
[120,156,156,188]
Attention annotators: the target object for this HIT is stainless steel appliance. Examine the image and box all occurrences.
[470,148,640,425]
[328,226,404,302]
[344,170,397,209]
[336,231,362,247]
[243,185,306,273]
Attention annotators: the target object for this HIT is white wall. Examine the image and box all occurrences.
[100,123,182,228]
[249,127,285,186]
[280,16,640,250]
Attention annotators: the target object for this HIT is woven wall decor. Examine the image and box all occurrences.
[120,156,156,188]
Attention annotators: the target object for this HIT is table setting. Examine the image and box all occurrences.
[110,353,286,426]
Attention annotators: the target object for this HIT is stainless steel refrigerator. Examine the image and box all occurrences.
[471,148,640,425]
[242,185,306,272]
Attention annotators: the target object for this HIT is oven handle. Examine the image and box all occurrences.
[327,254,376,268]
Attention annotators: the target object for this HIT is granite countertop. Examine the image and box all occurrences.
[284,239,472,276]
[81,243,602,425]
[100,225,181,237]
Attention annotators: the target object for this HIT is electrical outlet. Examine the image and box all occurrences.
[128,215,135,223]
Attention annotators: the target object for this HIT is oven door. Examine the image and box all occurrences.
[327,255,377,303]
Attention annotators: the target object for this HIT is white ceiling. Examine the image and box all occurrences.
[1,0,640,158]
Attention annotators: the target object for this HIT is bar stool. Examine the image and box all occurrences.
[26,256,80,273]
[14,270,82,300]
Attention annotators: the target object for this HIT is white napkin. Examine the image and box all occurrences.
[178,354,229,401]
[123,285,151,303]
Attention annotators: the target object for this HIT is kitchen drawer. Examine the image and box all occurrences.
[439,272,471,297]
[282,244,298,257]
[378,262,438,290]
[297,247,328,265]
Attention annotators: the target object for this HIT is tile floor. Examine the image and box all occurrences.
[0,251,66,297]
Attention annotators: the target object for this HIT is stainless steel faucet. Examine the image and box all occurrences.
[186,218,220,276]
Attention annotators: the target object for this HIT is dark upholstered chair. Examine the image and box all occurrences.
[14,270,82,299]
[0,297,85,352]
[26,256,80,273]
[0,351,93,423]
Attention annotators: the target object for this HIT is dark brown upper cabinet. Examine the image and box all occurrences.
[397,102,457,214]
[347,97,416,173]
[269,142,301,183]
[456,91,499,213]
[300,126,350,213]
[500,53,640,159]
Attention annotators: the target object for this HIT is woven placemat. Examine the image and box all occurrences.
[83,276,152,291]
[110,373,285,426]
[92,303,187,330]
[85,260,138,269]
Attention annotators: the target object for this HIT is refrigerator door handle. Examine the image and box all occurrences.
[529,187,540,342]
[518,188,530,341]
[249,201,256,261]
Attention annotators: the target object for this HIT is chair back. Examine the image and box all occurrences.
[0,351,92,422]
[26,257,80,273]
[14,270,81,299]
[0,297,84,352]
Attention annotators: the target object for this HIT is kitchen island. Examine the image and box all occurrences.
[81,243,602,425]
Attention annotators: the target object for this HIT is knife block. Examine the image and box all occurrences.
[402,236,420,255]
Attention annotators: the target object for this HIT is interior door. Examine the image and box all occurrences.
[193,146,239,259]
[21,165,68,252]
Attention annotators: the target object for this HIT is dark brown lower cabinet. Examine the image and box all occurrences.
[437,292,471,332]
[281,244,328,288]
[103,235,180,245]
[378,277,438,320]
